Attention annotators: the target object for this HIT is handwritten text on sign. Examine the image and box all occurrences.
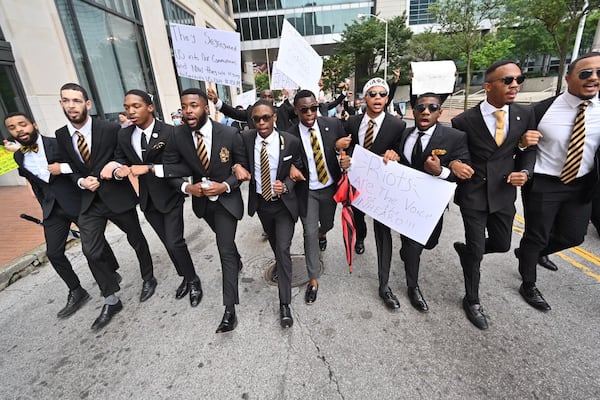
[347,146,456,245]
[169,23,241,87]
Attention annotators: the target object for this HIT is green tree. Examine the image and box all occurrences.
[470,35,515,70]
[430,0,505,109]
[496,23,555,72]
[407,29,459,61]
[322,54,353,93]
[255,73,270,93]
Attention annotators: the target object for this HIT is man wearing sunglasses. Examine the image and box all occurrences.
[240,100,303,328]
[343,77,406,310]
[287,90,351,305]
[162,88,250,334]
[516,52,600,312]
[451,60,538,330]
[397,93,473,313]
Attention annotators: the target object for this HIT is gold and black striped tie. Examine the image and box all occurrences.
[195,131,210,172]
[309,128,328,184]
[364,119,375,150]
[75,131,91,166]
[260,140,272,200]
[560,100,590,184]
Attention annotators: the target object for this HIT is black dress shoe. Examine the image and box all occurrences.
[91,300,123,330]
[304,283,318,304]
[280,304,293,328]
[407,286,429,313]
[189,278,203,307]
[519,284,551,311]
[462,297,488,330]
[355,240,365,254]
[380,290,400,310]
[319,236,327,251]
[538,255,558,271]
[140,277,157,302]
[216,310,237,333]
[175,278,188,299]
[57,287,90,319]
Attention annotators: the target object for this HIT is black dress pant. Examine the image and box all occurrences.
[400,217,444,288]
[353,206,367,241]
[43,203,81,290]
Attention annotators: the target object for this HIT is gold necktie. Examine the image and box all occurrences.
[309,128,328,184]
[364,119,375,150]
[75,131,91,166]
[560,100,591,184]
[20,143,39,154]
[493,110,505,146]
[260,140,272,200]
[195,131,210,172]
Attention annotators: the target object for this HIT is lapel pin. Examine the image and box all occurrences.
[325,127,329,131]
[152,133,159,138]
[516,116,521,121]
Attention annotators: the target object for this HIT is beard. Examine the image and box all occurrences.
[63,106,88,125]
[14,128,39,146]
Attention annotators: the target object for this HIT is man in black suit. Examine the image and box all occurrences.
[162,88,249,333]
[241,100,303,328]
[287,90,350,304]
[516,52,600,311]
[397,93,473,312]
[99,90,202,307]
[55,83,156,331]
[451,61,538,330]
[342,77,406,310]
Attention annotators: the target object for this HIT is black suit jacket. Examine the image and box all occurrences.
[288,117,345,216]
[114,120,186,214]
[398,124,470,181]
[241,129,302,221]
[345,113,406,157]
[220,102,295,131]
[14,136,82,219]
[162,121,247,220]
[55,118,138,214]
[451,102,536,213]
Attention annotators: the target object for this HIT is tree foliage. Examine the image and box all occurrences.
[254,73,270,92]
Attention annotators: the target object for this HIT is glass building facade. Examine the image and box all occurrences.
[408,0,436,26]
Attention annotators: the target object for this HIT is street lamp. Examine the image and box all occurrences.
[357,13,388,82]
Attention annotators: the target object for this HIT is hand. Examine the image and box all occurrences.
[100,161,120,180]
[339,154,351,170]
[507,171,528,187]
[520,130,542,147]
[48,162,62,176]
[185,182,204,197]
[289,164,306,182]
[272,179,286,196]
[449,160,474,179]
[335,135,352,150]
[205,181,227,196]
[382,149,399,164]
[3,139,20,152]
[424,155,442,176]
[130,165,151,177]
[233,164,251,181]
[281,88,289,99]
[81,176,100,192]
[114,165,131,179]
[393,68,401,83]
[207,87,219,104]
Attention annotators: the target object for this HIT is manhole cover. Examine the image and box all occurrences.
[263,254,324,287]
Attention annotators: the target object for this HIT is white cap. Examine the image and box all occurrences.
[362,77,390,97]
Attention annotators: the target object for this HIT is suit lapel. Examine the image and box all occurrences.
[210,123,223,171]
[422,125,444,157]
[276,132,285,178]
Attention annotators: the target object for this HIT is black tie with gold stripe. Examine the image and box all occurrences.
[560,100,590,184]
[195,131,210,172]
[75,131,91,166]
[260,140,272,200]
[309,127,328,184]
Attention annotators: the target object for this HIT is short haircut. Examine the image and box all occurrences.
[4,111,34,124]
[293,89,316,106]
[484,60,519,81]
[567,52,600,75]
[125,89,153,105]
[180,88,208,103]
[416,92,442,103]
[252,99,275,113]
[60,83,89,101]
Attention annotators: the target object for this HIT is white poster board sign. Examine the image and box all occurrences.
[271,61,299,91]
[411,60,457,95]
[235,90,256,109]
[347,146,456,245]
[169,23,241,87]
[277,20,322,97]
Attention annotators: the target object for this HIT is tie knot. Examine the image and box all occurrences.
[195,130,202,138]
[75,130,84,138]
[368,119,375,127]
[580,100,591,110]
[262,139,268,146]
[417,131,426,137]
[493,110,505,119]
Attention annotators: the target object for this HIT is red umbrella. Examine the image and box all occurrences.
[333,151,360,273]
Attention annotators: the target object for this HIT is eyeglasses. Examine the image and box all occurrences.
[415,103,441,113]
[252,114,274,123]
[299,106,319,114]
[488,75,526,85]
[578,68,600,80]
[367,91,388,98]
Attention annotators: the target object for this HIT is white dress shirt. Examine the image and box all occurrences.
[22,135,50,183]
[480,100,509,140]
[404,124,450,179]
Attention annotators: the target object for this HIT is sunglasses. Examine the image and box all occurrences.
[367,91,388,98]
[489,75,526,85]
[578,68,600,80]
[252,114,274,123]
[299,106,319,114]
[415,103,441,113]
